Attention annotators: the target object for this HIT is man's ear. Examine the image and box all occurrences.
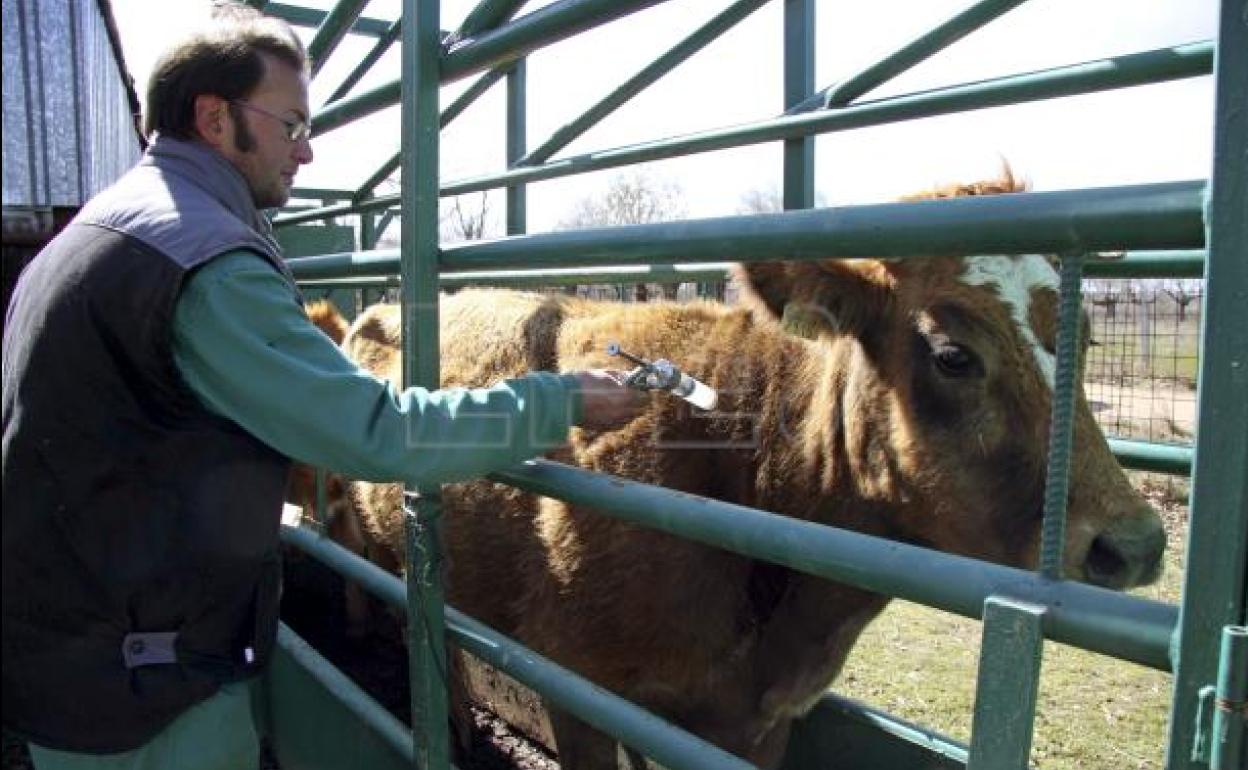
[193,94,229,149]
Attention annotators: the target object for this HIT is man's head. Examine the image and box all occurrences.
[145,3,313,209]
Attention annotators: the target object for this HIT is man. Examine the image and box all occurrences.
[1,6,643,768]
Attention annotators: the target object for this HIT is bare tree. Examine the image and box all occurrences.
[440,192,492,244]
[559,171,686,300]
[1162,278,1201,323]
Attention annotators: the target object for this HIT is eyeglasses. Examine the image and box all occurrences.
[230,100,311,142]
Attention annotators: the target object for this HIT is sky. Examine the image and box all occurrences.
[109,0,1220,236]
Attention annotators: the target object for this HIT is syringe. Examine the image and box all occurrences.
[606,342,718,411]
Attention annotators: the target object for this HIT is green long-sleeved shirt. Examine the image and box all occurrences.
[171,251,581,486]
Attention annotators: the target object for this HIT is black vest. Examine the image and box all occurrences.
[2,137,298,752]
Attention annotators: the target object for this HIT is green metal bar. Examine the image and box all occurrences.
[401,1,448,768]
[306,0,370,77]
[1108,438,1193,476]
[440,181,1204,270]
[289,186,355,201]
[791,0,1028,113]
[783,0,814,210]
[292,263,735,289]
[1212,626,1247,770]
[263,1,393,38]
[280,524,755,770]
[1083,249,1205,278]
[1168,2,1248,766]
[442,41,1213,197]
[493,459,1178,671]
[966,598,1046,770]
[506,60,527,235]
[353,155,402,203]
[1039,253,1084,579]
[271,623,415,764]
[452,0,528,42]
[281,183,1203,271]
[441,0,674,83]
[311,79,401,138]
[443,67,509,127]
[327,18,402,104]
[515,0,769,167]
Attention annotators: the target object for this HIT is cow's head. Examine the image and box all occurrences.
[735,175,1164,590]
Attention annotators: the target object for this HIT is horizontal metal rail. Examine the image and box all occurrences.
[281,524,757,770]
[280,181,1203,273]
[516,0,770,167]
[490,460,1177,671]
[264,1,393,38]
[441,0,674,83]
[273,623,414,762]
[280,42,1212,226]
[326,17,402,104]
[792,0,1028,111]
[441,180,1204,270]
[1109,438,1194,475]
[286,249,1209,284]
[440,41,1213,197]
[307,0,369,77]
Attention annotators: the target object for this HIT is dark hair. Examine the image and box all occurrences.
[143,2,307,140]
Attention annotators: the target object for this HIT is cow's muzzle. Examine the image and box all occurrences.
[1083,516,1167,590]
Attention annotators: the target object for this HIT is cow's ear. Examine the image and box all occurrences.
[734,260,893,339]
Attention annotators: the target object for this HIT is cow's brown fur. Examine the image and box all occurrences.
[295,175,1164,769]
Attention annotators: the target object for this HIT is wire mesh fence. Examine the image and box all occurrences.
[1083,278,1201,446]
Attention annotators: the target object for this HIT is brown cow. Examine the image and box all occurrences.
[297,175,1165,769]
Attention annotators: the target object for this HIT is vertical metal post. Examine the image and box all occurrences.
[1167,1,1248,766]
[1211,626,1247,770]
[1039,252,1084,578]
[782,0,813,210]
[506,60,527,235]
[966,597,1046,770]
[401,1,449,768]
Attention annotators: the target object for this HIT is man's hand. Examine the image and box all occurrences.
[572,369,649,429]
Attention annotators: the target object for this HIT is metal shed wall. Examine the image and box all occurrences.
[2,0,143,208]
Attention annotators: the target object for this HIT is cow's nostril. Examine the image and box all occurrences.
[1085,534,1130,589]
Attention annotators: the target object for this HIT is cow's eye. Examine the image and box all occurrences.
[933,344,979,377]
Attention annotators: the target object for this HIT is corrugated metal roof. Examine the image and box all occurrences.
[2,0,144,208]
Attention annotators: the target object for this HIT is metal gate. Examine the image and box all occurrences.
[259,1,1246,768]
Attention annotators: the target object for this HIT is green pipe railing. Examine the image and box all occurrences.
[326,17,401,103]
[307,0,369,76]
[281,41,1210,227]
[1108,439,1194,475]
[441,0,672,83]
[264,1,392,37]
[285,250,1209,284]
[1167,3,1248,765]
[516,0,769,167]
[451,0,528,44]
[490,459,1178,672]
[272,623,414,763]
[1211,626,1247,769]
[440,41,1212,197]
[439,181,1203,270]
[400,1,448,767]
[783,0,814,210]
[791,0,1027,112]
[280,524,757,770]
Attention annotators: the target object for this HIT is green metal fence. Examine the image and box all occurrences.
[259,1,1247,768]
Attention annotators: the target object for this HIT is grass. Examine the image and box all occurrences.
[831,480,1188,770]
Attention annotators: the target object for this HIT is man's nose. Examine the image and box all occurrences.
[294,137,313,164]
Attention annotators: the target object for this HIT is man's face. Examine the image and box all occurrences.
[221,54,313,210]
